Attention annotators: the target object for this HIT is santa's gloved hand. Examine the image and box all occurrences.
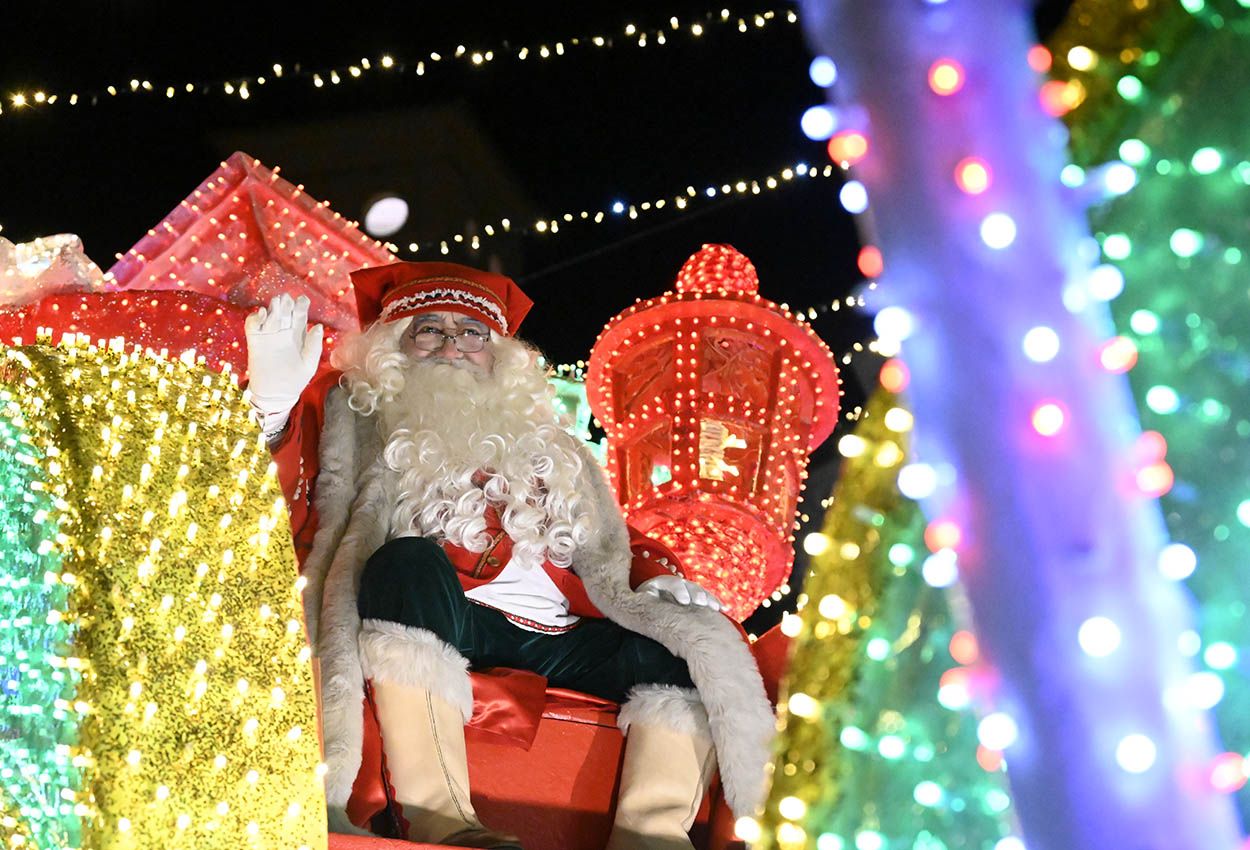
[638,574,723,612]
[244,294,323,440]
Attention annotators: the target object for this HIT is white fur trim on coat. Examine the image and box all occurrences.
[359,620,474,721]
[308,387,776,819]
[617,685,712,742]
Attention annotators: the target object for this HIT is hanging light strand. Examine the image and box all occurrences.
[0,8,798,119]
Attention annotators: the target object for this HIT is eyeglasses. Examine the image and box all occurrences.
[408,325,490,354]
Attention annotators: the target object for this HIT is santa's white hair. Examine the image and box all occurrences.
[330,316,595,569]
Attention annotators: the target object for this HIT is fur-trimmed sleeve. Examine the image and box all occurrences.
[566,437,634,599]
[299,386,359,650]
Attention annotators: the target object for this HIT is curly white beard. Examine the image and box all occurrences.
[360,338,595,570]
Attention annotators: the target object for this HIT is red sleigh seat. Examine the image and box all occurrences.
[338,625,791,850]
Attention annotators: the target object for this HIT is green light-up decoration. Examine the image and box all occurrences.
[0,385,84,849]
[757,391,1017,850]
[1052,0,1250,818]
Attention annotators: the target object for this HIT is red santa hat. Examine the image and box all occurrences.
[349,261,533,337]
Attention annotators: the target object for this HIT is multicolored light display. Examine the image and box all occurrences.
[0,337,325,850]
[1050,0,1250,826]
[797,0,1243,847]
[753,388,1020,850]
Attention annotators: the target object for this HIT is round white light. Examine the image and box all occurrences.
[883,407,914,432]
[1145,385,1181,415]
[803,532,832,556]
[1078,616,1122,657]
[1170,228,1204,258]
[888,543,916,566]
[1236,500,1250,527]
[1204,642,1237,670]
[838,434,867,458]
[1062,280,1090,314]
[913,781,943,807]
[938,679,971,711]
[1129,309,1160,335]
[1022,326,1061,362]
[874,306,915,343]
[817,834,846,850]
[898,463,938,500]
[1102,162,1138,195]
[980,213,1018,249]
[1186,671,1225,709]
[809,56,838,87]
[1059,164,1086,187]
[855,830,885,850]
[1115,733,1157,773]
[995,838,1027,850]
[1087,264,1125,301]
[1157,543,1197,580]
[877,735,906,759]
[922,550,958,588]
[778,795,807,820]
[1178,630,1201,657]
[977,712,1019,750]
[363,196,410,237]
[801,105,837,140]
[1191,147,1223,174]
[839,180,869,214]
[1102,233,1132,260]
[1118,139,1150,165]
[735,817,762,842]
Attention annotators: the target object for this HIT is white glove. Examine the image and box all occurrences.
[638,574,723,612]
[244,294,323,439]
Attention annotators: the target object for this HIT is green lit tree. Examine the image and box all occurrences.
[1051,0,1250,819]
[758,390,1018,850]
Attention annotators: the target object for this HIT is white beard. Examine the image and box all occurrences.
[374,355,593,569]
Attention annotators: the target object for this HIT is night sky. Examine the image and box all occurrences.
[0,0,1071,628]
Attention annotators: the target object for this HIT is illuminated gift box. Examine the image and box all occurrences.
[0,338,325,850]
[586,244,840,620]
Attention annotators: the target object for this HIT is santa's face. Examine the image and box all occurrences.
[399,310,495,374]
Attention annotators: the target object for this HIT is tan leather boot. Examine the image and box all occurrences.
[604,720,717,850]
[370,677,523,849]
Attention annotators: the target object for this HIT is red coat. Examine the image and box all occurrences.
[270,369,680,618]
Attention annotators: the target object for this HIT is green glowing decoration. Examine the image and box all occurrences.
[1051,0,1250,820]
[0,386,84,848]
[758,392,1016,849]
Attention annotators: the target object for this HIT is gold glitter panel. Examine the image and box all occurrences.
[0,337,326,850]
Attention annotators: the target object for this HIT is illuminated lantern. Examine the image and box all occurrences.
[586,244,840,619]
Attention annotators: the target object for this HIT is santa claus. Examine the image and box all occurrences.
[245,262,774,849]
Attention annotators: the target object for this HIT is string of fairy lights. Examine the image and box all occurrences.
[0,7,797,119]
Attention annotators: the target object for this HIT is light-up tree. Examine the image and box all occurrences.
[783,1,1243,848]
[757,387,1019,850]
[1048,0,1250,822]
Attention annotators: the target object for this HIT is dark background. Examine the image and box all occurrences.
[0,1,1072,630]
